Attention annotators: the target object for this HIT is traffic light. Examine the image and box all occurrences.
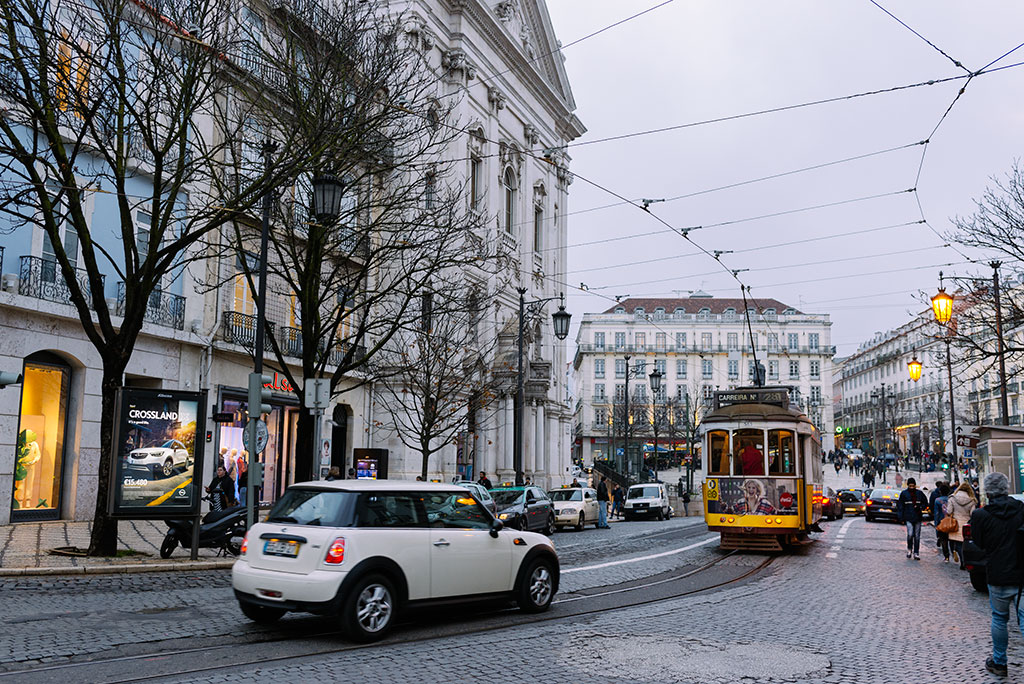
[249,461,264,487]
[0,372,22,389]
[248,372,273,418]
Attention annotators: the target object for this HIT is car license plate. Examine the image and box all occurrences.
[845,508,855,512]
[264,539,300,557]
[880,508,891,512]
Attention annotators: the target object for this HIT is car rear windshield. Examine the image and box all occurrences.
[265,489,359,527]
[869,490,898,499]
[839,492,863,502]
[491,489,525,505]
[628,486,661,499]
[549,490,583,501]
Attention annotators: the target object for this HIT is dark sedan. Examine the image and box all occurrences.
[490,486,556,535]
[821,486,844,521]
[838,489,866,516]
[864,488,901,522]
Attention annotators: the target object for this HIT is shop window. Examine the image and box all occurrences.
[12,354,71,520]
[768,429,796,475]
[733,428,765,476]
[708,430,730,475]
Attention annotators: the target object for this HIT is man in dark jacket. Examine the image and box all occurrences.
[929,481,946,549]
[477,471,493,490]
[596,476,611,528]
[896,477,928,560]
[970,471,1024,677]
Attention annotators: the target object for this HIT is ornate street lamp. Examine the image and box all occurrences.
[932,271,959,481]
[311,174,345,223]
[649,368,663,482]
[552,305,571,341]
[907,356,922,382]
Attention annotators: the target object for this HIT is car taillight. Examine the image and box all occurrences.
[324,537,346,565]
[240,532,248,555]
[822,497,829,504]
[866,499,873,506]
[962,523,971,541]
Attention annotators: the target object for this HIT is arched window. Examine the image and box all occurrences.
[503,167,517,234]
[634,307,645,315]
[674,307,686,315]
[614,307,625,314]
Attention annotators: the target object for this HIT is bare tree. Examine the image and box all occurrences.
[0,0,310,553]
[373,287,498,480]
[208,1,496,481]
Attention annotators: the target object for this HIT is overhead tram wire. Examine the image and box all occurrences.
[868,1,972,75]
[560,219,924,277]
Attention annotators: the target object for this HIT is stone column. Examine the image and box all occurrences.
[524,402,536,476]
[537,402,547,486]
[503,395,515,476]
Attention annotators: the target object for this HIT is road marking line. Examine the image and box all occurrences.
[562,535,719,573]
[839,517,858,534]
[831,545,841,550]
[826,552,838,558]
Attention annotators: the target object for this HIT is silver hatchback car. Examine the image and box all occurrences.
[453,481,497,516]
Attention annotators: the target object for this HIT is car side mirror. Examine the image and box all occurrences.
[490,518,503,538]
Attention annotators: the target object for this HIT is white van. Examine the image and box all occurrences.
[623,483,672,521]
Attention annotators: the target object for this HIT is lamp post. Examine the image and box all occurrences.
[931,272,959,482]
[991,261,1010,425]
[908,354,922,469]
[515,288,570,485]
[649,368,663,483]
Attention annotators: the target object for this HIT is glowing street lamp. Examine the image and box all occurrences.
[931,285,953,325]
[907,356,922,382]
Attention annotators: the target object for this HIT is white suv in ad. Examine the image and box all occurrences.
[232,480,559,641]
[623,483,672,521]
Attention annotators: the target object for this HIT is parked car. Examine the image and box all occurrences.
[961,493,1024,593]
[452,481,496,516]
[232,480,559,641]
[547,487,599,531]
[821,486,844,521]
[838,489,866,516]
[623,483,672,521]
[864,488,901,522]
[490,486,556,535]
[126,439,191,479]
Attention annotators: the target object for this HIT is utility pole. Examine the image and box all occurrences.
[624,354,631,482]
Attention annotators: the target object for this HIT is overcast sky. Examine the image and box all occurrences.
[543,1,1024,356]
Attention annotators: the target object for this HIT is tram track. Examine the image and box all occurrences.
[3,549,776,683]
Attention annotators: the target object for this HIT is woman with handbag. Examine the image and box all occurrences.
[932,482,952,563]
[946,481,978,568]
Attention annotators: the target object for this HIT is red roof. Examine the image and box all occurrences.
[601,297,801,315]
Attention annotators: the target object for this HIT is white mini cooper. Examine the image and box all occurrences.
[232,480,559,641]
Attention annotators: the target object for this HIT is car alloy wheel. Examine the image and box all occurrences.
[162,459,174,478]
[544,514,556,536]
[343,575,396,641]
[517,558,555,613]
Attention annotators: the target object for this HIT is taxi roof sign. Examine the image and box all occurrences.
[714,387,790,410]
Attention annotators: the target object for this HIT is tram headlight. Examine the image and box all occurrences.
[765,517,772,524]
[775,517,783,524]
[726,516,735,523]
[719,516,726,523]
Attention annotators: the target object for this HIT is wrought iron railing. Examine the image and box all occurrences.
[116,282,185,330]
[222,311,276,351]
[18,255,104,308]
[278,326,303,357]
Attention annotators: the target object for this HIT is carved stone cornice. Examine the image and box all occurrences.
[487,85,507,111]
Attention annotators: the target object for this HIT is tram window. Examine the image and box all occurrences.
[733,429,765,476]
[768,429,796,476]
[708,430,730,475]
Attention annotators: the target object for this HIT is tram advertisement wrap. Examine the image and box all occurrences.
[705,478,800,516]
[109,388,208,518]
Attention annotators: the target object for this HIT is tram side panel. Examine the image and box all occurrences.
[704,476,803,533]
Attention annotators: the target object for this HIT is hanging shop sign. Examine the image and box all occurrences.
[108,388,208,518]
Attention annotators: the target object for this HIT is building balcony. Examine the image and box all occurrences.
[221,311,364,366]
[592,394,609,403]
[115,282,185,330]
[18,255,105,309]
[1011,415,1021,426]
[222,311,276,351]
[576,343,834,356]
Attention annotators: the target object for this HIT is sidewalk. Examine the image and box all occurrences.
[0,518,234,576]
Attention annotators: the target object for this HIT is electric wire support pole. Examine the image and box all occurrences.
[992,261,1010,426]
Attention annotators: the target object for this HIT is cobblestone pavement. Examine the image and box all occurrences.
[0,518,227,571]
[177,516,1021,683]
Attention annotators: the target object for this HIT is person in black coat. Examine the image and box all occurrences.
[969,471,1024,677]
[895,477,928,560]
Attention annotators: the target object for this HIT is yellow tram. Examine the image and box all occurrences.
[701,387,823,551]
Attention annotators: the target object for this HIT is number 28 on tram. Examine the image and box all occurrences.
[701,388,824,551]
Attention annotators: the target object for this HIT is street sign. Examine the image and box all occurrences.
[243,419,269,454]
[956,435,979,449]
[305,378,331,411]
[956,425,980,436]
[962,448,975,459]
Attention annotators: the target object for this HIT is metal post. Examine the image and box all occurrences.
[685,391,693,494]
[992,261,1010,426]
[624,355,631,482]
[246,141,274,532]
[514,288,526,485]
[945,337,959,482]
[652,407,658,483]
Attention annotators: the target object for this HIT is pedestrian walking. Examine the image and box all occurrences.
[477,471,493,490]
[895,477,928,560]
[596,476,611,528]
[681,488,691,517]
[611,483,624,519]
[947,480,978,568]
[931,482,951,562]
[969,472,1024,678]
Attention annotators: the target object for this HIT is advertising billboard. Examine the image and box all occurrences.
[109,388,207,518]
[705,477,800,516]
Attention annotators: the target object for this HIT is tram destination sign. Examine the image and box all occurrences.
[715,389,790,410]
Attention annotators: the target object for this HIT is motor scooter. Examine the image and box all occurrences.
[159,492,247,559]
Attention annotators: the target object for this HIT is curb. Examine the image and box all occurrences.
[0,559,235,576]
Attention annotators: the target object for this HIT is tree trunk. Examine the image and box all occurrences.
[87,362,126,556]
[420,447,432,481]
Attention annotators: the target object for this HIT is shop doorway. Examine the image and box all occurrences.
[332,404,351,475]
[11,352,71,522]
